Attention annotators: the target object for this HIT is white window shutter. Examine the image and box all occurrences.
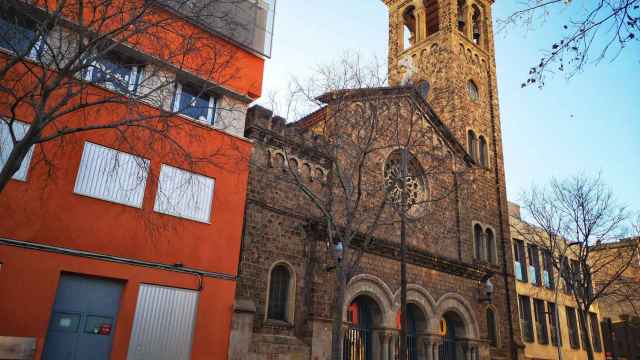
[153,164,215,223]
[0,120,34,181]
[74,142,149,208]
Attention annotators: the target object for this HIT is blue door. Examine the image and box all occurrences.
[43,274,124,360]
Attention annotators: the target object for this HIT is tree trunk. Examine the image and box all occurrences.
[331,264,347,360]
[0,139,33,194]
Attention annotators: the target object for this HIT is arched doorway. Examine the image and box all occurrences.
[406,303,427,360]
[394,303,428,360]
[439,311,466,360]
[344,295,382,360]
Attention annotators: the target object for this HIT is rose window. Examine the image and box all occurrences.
[384,150,428,219]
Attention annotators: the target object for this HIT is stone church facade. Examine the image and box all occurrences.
[229,0,524,359]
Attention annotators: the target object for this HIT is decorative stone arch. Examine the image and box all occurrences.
[264,260,297,324]
[344,274,395,327]
[391,284,437,334]
[434,292,480,339]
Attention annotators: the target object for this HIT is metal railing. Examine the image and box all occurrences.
[439,339,459,360]
[343,327,371,360]
[393,334,418,360]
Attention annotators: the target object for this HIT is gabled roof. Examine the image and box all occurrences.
[290,85,475,166]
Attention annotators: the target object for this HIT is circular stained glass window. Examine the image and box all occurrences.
[384,150,428,219]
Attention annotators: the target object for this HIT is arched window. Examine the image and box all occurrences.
[457,0,467,34]
[467,80,479,101]
[467,130,478,162]
[423,0,440,36]
[474,223,484,260]
[486,228,495,264]
[479,135,488,167]
[403,6,417,50]
[472,5,482,46]
[267,264,291,322]
[486,308,498,347]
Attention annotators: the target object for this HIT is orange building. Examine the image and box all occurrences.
[0,1,274,359]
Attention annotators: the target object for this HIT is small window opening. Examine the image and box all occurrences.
[267,264,291,322]
[457,0,467,34]
[479,136,488,167]
[472,5,482,45]
[468,80,479,101]
[474,223,484,260]
[423,0,440,36]
[467,130,478,162]
[403,6,417,50]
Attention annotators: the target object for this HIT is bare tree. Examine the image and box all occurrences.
[265,53,475,360]
[0,0,269,194]
[498,0,640,87]
[514,174,639,360]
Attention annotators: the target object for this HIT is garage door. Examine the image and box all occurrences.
[126,284,199,360]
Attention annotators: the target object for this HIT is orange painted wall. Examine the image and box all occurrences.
[0,3,261,357]
[32,0,265,98]
[0,245,235,360]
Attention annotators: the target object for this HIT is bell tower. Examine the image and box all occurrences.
[384,0,499,157]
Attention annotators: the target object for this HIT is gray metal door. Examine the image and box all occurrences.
[43,274,124,360]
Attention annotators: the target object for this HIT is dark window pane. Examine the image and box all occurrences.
[527,244,541,286]
[0,10,38,56]
[91,53,137,93]
[515,240,528,282]
[519,296,534,343]
[566,307,580,349]
[486,229,495,263]
[478,136,487,167]
[467,130,477,161]
[474,224,484,260]
[267,265,290,321]
[534,299,549,345]
[486,308,497,346]
[548,302,562,346]
[177,84,214,124]
[590,312,602,352]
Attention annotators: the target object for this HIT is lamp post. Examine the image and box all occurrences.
[399,146,408,360]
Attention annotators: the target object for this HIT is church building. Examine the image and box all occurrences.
[229,0,524,359]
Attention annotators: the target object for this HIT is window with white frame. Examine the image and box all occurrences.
[0,8,42,59]
[153,164,215,223]
[74,142,150,208]
[85,52,142,94]
[0,119,34,181]
[173,83,217,125]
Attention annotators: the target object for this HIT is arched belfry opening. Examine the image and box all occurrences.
[471,4,482,46]
[402,6,417,50]
[423,0,440,36]
[457,0,467,35]
[344,295,383,360]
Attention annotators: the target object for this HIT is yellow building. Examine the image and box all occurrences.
[509,202,606,360]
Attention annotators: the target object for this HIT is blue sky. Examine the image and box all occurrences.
[261,0,639,214]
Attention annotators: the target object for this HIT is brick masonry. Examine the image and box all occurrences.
[229,1,524,359]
